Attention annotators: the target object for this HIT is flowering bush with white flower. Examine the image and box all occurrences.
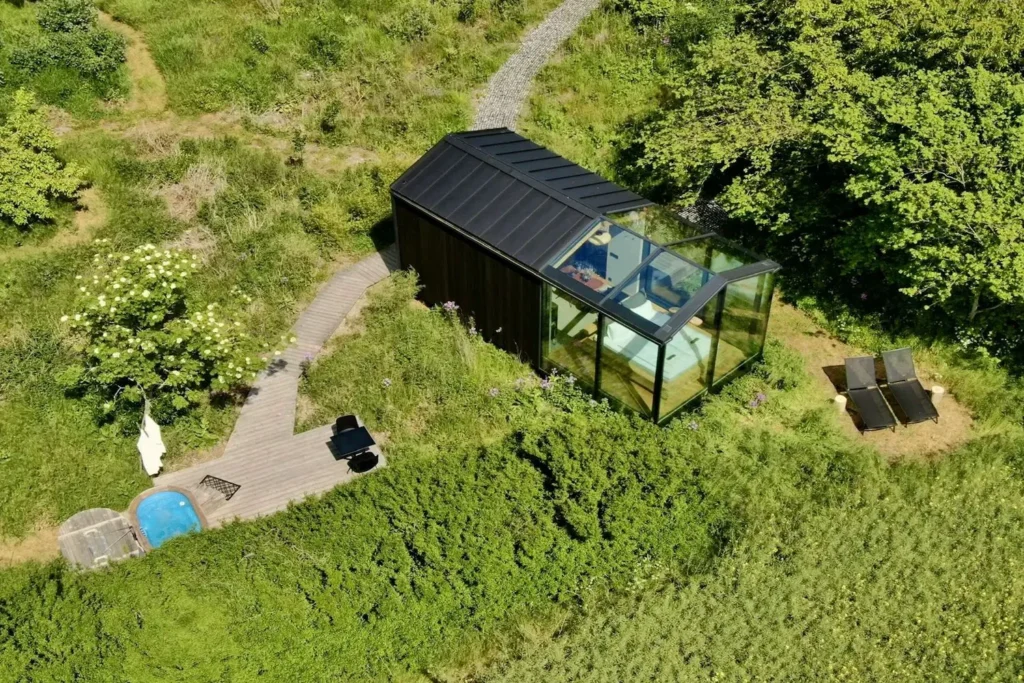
[59,241,263,417]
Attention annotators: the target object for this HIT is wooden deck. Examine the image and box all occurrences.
[155,247,398,527]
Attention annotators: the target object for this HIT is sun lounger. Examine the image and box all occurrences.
[845,356,898,432]
[882,348,939,424]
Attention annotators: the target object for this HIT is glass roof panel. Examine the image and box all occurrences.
[600,250,712,327]
[606,205,705,244]
[668,235,760,274]
[546,217,720,341]
[548,219,657,297]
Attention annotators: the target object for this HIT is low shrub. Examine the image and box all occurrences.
[0,89,82,227]
[8,0,125,98]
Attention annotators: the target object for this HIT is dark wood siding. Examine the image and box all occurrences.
[394,197,542,368]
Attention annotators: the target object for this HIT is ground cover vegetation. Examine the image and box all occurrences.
[0,0,127,113]
[0,0,559,538]
[0,274,868,681]
[433,1,1024,679]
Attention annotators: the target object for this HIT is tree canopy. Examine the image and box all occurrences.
[640,0,1024,356]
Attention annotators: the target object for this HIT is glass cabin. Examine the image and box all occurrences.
[391,129,779,425]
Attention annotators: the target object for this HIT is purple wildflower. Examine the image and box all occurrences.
[687,421,699,431]
[488,387,500,398]
[468,326,477,336]
[540,378,553,391]
[589,399,598,407]
[382,378,392,389]
[442,301,459,312]
[661,35,671,45]
[514,378,527,391]
[566,374,577,386]
[860,292,868,301]
[495,327,503,334]
[748,391,768,409]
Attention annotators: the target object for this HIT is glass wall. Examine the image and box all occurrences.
[712,273,775,385]
[669,235,760,274]
[542,286,599,389]
[598,317,661,417]
[658,298,721,421]
[606,205,704,244]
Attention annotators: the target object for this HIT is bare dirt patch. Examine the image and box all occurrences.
[770,302,974,461]
[98,12,168,114]
[0,187,108,264]
[0,525,59,567]
[153,162,227,222]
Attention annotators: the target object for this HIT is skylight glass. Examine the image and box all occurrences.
[606,205,705,244]
[668,235,760,274]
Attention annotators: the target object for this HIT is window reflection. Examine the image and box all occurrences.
[598,318,659,417]
[669,235,759,274]
[658,298,720,421]
[712,273,774,384]
[542,286,598,389]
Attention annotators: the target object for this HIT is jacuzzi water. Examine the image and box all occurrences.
[135,491,202,548]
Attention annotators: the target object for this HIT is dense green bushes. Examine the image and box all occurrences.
[625,0,1024,364]
[0,359,732,680]
[6,0,126,101]
[0,89,81,228]
[480,434,1024,682]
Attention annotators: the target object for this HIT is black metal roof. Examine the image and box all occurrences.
[391,129,779,343]
[390,128,652,271]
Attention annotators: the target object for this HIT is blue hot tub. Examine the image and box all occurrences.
[132,490,204,549]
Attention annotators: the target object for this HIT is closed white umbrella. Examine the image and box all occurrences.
[137,403,166,476]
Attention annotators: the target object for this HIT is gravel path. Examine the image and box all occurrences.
[473,0,603,130]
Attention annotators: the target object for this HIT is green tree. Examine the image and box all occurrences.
[0,89,82,227]
[59,242,271,419]
[639,0,1024,348]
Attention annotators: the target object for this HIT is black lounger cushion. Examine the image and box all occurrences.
[887,378,939,424]
[848,386,898,431]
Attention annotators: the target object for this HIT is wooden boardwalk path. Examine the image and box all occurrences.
[156,247,399,526]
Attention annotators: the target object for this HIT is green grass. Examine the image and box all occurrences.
[519,5,666,187]
[299,272,545,457]
[0,279,737,681]
[0,0,560,537]
[476,439,1024,681]
[96,0,559,143]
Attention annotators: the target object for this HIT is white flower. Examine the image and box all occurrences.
[273,350,281,356]
[176,337,183,344]
[73,314,81,321]
[111,352,121,358]
[142,290,151,298]
[60,315,69,322]
[172,370,180,376]
[289,336,297,343]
